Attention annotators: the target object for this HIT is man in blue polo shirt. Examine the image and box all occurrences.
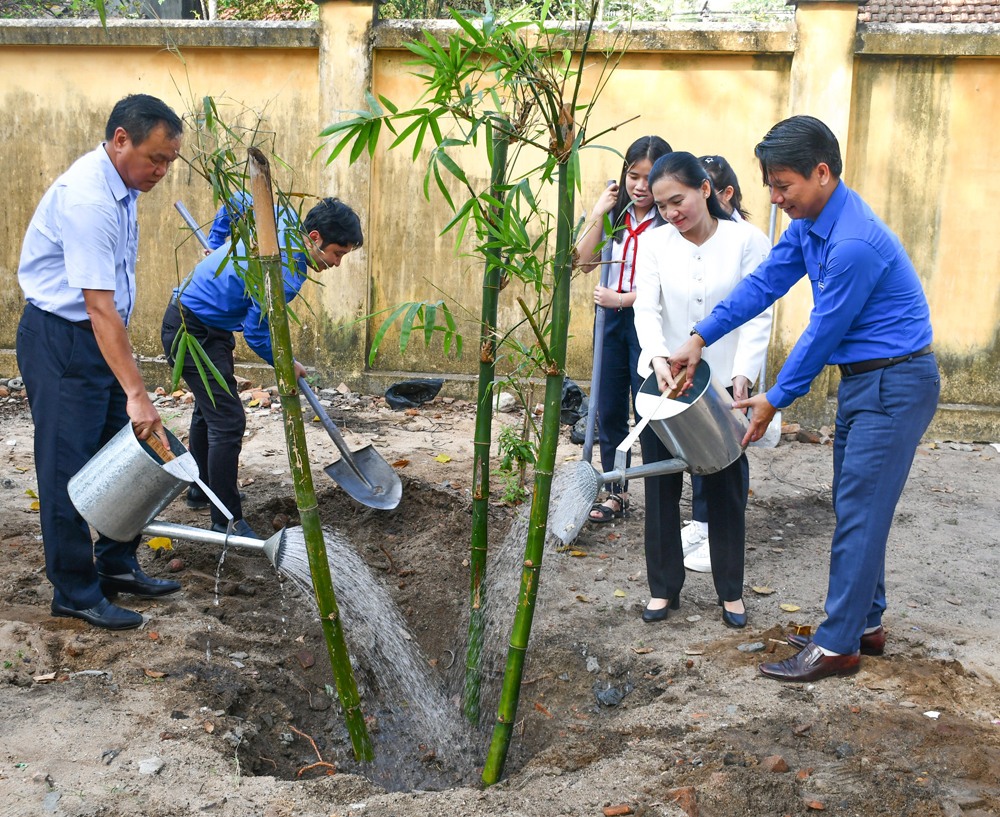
[668,116,940,682]
[161,198,362,538]
[17,95,184,630]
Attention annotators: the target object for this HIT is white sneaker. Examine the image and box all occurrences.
[681,521,707,558]
[684,538,712,573]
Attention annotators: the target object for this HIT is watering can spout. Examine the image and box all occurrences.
[142,521,288,570]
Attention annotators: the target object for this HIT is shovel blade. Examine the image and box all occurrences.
[323,444,402,510]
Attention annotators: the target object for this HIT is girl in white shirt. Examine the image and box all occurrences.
[577,136,672,524]
[633,151,773,628]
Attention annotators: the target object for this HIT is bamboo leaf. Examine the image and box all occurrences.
[434,160,456,211]
[450,8,483,44]
[349,122,371,164]
[423,301,438,347]
[186,333,233,399]
[368,302,412,367]
[413,118,428,161]
[188,336,215,408]
[437,151,468,186]
[171,333,188,392]
[399,302,423,356]
[389,115,425,150]
[365,90,383,117]
[367,119,381,158]
[378,94,399,115]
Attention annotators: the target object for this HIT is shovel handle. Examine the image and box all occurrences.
[297,377,372,487]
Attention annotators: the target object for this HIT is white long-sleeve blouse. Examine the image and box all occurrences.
[633,218,773,387]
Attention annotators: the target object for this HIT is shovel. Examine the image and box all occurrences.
[298,377,402,510]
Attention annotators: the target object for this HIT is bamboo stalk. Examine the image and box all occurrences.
[247,148,373,762]
[482,158,573,785]
[464,124,509,726]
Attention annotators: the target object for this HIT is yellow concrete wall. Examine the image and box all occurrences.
[848,55,1000,408]
[368,47,790,378]
[2,14,1000,438]
[0,42,321,366]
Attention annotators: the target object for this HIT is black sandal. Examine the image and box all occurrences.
[588,493,629,523]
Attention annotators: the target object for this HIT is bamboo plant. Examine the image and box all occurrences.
[322,0,630,779]
[247,148,373,762]
[464,125,509,725]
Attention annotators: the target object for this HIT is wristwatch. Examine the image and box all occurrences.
[690,327,704,340]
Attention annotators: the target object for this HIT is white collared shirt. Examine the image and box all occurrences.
[607,205,658,294]
[18,145,140,325]
[634,218,773,387]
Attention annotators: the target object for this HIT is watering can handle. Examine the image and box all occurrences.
[144,432,175,463]
[613,389,672,475]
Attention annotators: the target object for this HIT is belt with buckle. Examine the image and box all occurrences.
[838,344,933,378]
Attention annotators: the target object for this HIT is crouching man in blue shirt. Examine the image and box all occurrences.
[161,198,362,538]
[17,95,184,630]
[668,116,940,682]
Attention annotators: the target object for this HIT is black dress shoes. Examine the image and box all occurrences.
[642,597,680,623]
[758,642,861,682]
[787,625,885,656]
[99,568,181,599]
[51,598,143,630]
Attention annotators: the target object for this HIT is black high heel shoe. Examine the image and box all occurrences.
[720,598,748,629]
[642,596,680,623]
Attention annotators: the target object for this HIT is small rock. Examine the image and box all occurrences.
[762,755,789,773]
[899,701,917,708]
[797,429,820,444]
[31,772,54,786]
[222,728,244,748]
[603,806,633,817]
[1,478,14,489]
[251,390,272,408]
[8,377,23,391]
[595,686,625,707]
[309,695,331,711]
[665,786,698,817]
[167,558,184,572]
[493,392,517,412]
[834,743,854,759]
[234,375,253,392]
[297,650,315,669]
[0,388,9,398]
[737,642,766,653]
[41,791,62,812]
[336,382,351,395]
[170,710,188,719]
[229,652,248,660]
[797,767,814,779]
[686,615,701,623]
[558,672,570,681]
[138,757,164,775]
[793,723,812,736]
[273,513,290,531]
[723,752,747,767]
[65,642,84,657]
[279,732,294,744]
[586,656,600,673]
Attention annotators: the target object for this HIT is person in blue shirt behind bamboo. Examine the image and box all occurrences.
[161,197,363,538]
[668,116,939,683]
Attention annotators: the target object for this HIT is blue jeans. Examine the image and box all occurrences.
[813,354,940,654]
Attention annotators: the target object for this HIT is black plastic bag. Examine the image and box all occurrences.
[384,378,444,410]
[569,414,591,445]
[560,378,589,426]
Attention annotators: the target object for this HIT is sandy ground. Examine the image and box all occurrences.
[0,384,998,817]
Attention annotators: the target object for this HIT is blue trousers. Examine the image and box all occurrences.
[596,306,644,496]
[690,475,708,523]
[813,354,940,655]
[16,304,140,610]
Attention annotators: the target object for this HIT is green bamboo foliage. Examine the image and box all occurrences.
[463,126,510,726]
[482,159,573,785]
[248,148,373,762]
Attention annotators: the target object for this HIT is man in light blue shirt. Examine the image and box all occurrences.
[161,198,362,537]
[16,95,183,631]
[668,116,940,682]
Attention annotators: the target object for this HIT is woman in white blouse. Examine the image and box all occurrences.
[633,151,773,628]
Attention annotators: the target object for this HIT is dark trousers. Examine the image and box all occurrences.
[814,354,940,654]
[596,306,644,496]
[640,420,749,604]
[161,301,246,526]
[690,475,708,523]
[17,304,140,610]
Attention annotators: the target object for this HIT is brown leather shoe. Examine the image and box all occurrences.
[786,625,885,656]
[759,642,861,682]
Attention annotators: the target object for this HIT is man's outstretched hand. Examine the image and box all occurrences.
[668,334,706,390]
[734,392,777,446]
